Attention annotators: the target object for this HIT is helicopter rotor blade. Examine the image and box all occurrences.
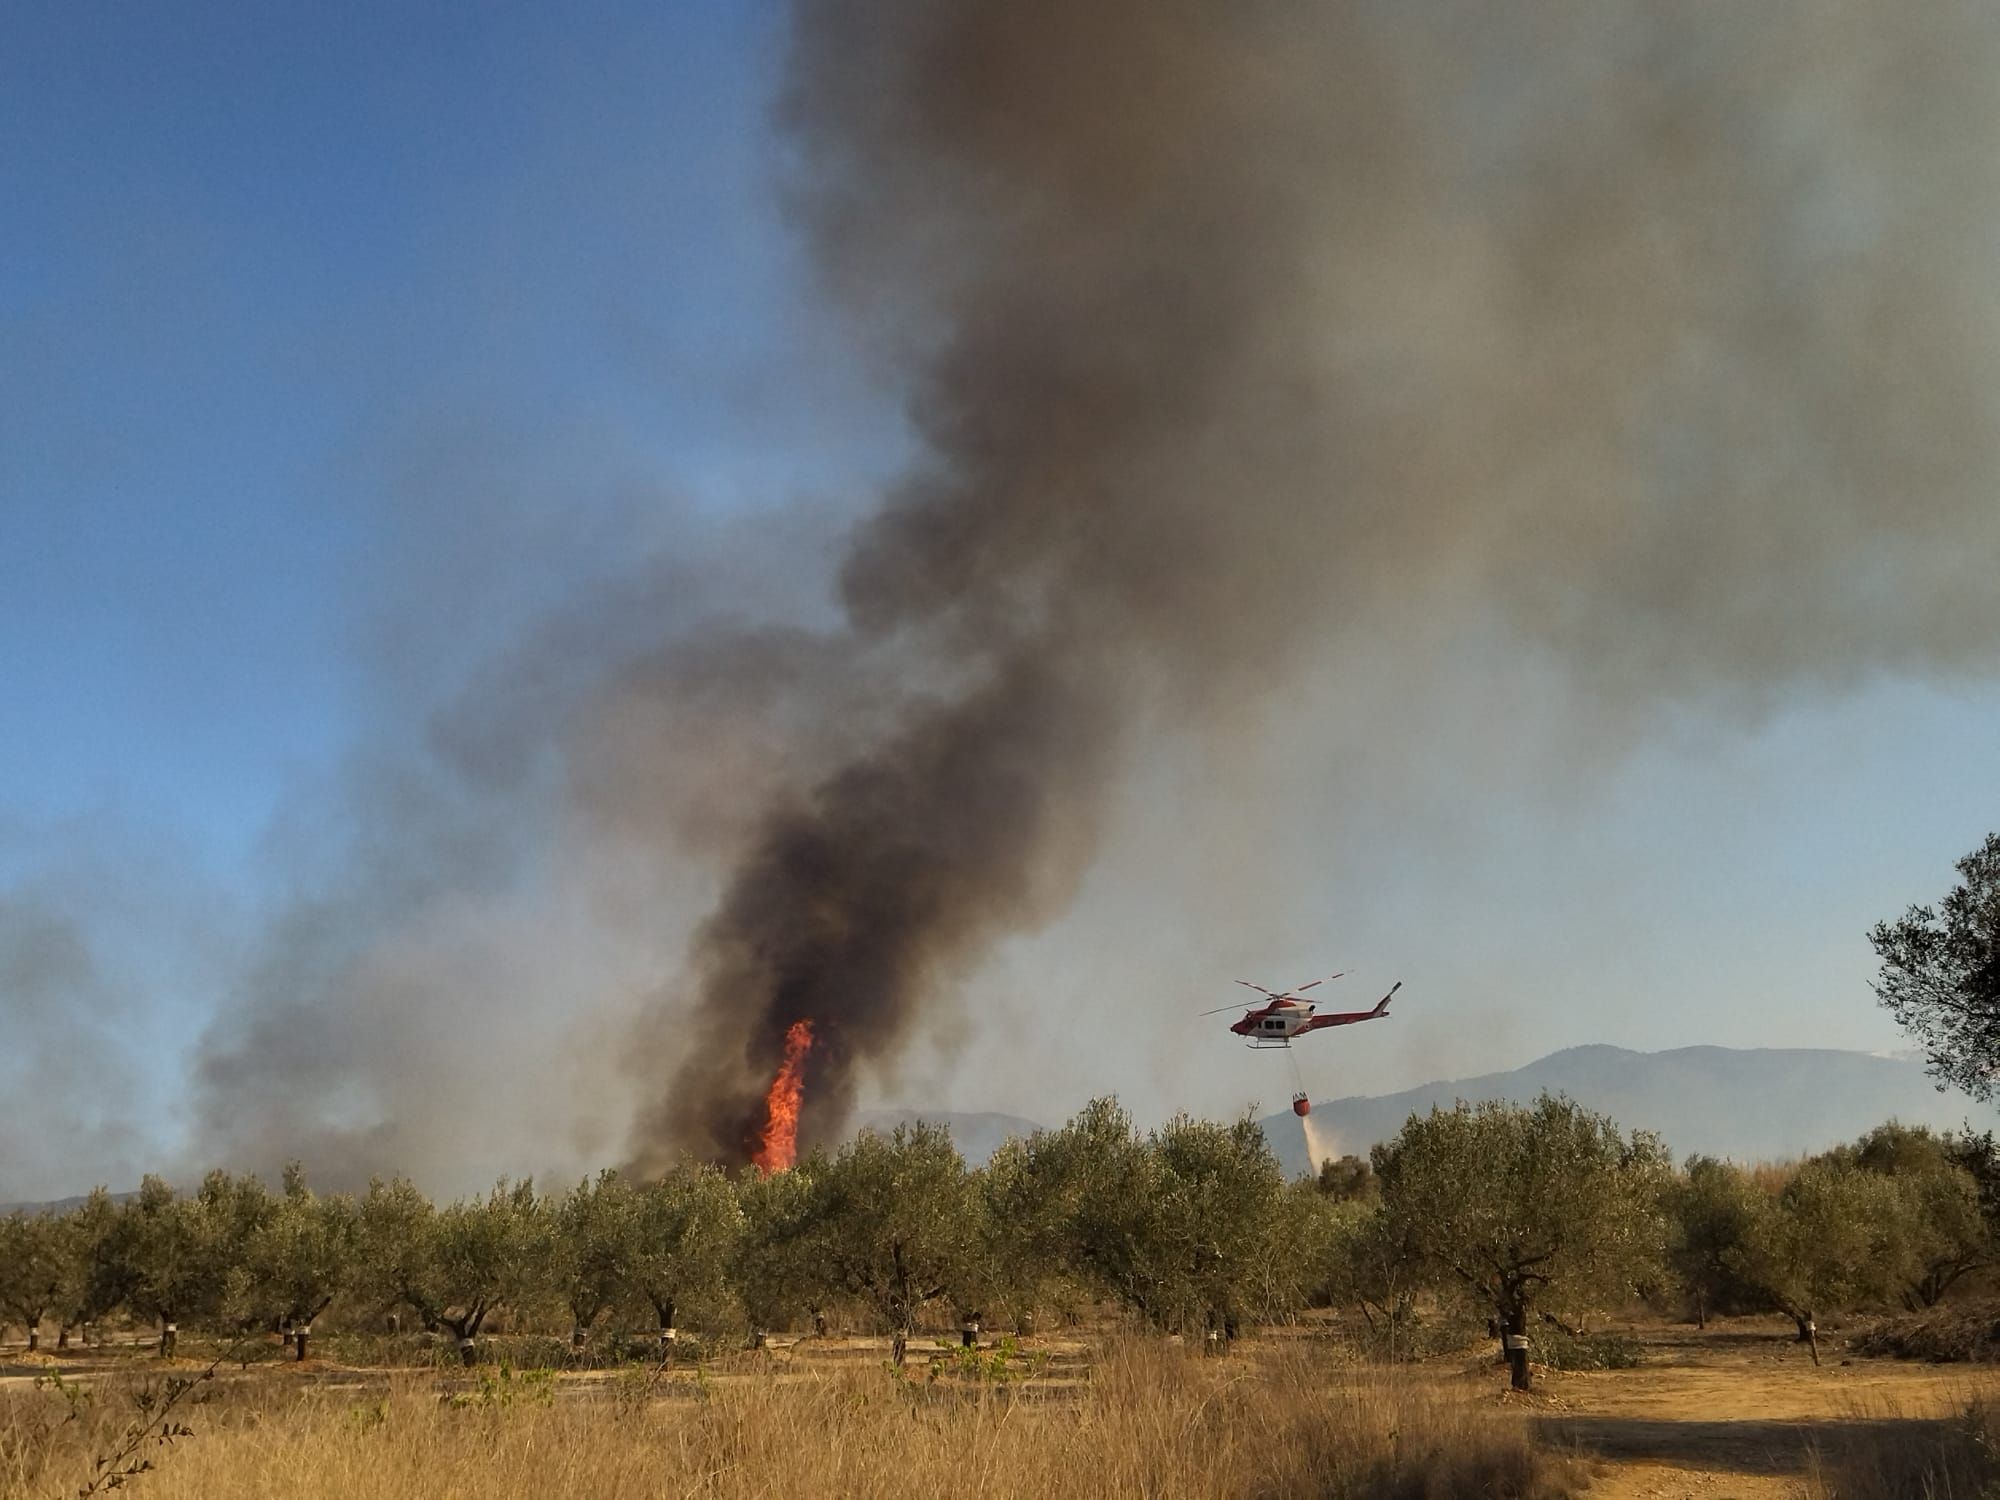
[1234,979,1277,995]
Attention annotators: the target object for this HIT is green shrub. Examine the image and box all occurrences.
[1530,1324,1643,1371]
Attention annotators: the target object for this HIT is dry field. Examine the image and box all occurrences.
[2,1318,1993,1498]
[1527,1321,2000,1499]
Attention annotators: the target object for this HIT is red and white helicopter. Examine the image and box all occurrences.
[1204,973,1402,1117]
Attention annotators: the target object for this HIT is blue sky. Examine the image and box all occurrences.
[1,3,901,1190]
[4,3,1998,1196]
[2,1,868,869]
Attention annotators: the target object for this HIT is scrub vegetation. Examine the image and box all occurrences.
[6,1091,2000,1495]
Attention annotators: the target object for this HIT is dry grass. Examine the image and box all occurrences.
[2,1340,1578,1500]
[1803,1398,2000,1499]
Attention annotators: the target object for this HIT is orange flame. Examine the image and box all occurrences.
[751,1019,814,1172]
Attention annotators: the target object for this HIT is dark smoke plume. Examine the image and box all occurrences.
[627,0,2000,1167]
[108,0,2000,1193]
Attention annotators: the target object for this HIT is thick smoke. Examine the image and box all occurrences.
[626,0,2000,1166]
[104,0,2000,1192]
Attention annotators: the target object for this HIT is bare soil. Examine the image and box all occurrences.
[1529,1318,1999,1499]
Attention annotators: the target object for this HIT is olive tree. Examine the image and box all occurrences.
[117,1173,270,1356]
[1728,1159,1900,1362]
[429,1180,551,1363]
[1322,1202,1424,1355]
[0,1212,64,1352]
[1665,1156,1765,1328]
[1870,831,2000,1099]
[553,1171,639,1353]
[50,1189,124,1349]
[359,1177,550,1363]
[630,1162,741,1355]
[994,1098,1165,1328]
[1943,1129,2000,1234]
[1374,1094,1670,1390]
[1314,1155,1378,1203]
[733,1155,823,1341]
[1144,1112,1293,1340]
[983,1099,1294,1340]
[1246,1177,1345,1325]
[358,1176,439,1333]
[239,1164,358,1360]
[1848,1121,1956,1176]
[1887,1163,1988,1308]
[975,1136,1066,1332]
[807,1122,983,1365]
[1816,1124,1990,1309]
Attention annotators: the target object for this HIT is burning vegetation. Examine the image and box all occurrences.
[751,1019,815,1173]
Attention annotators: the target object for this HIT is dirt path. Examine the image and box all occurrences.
[1530,1323,1998,1499]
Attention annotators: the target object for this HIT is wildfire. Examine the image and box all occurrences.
[751,1019,815,1172]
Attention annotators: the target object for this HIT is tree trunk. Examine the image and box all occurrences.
[160,1320,177,1359]
[57,1325,70,1351]
[1792,1312,1814,1343]
[25,1321,38,1353]
[445,1317,479,1365]
[1694,1289,1707,1330]
[960,1312,981,1349]
[295,1324,311,1362]
[1503,1307,1531,1392]
[891,1328,909,1367]
[649,1298,677,1361]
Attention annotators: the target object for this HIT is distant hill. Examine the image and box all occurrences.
[0,1190,132,1217]
[9,1052,1982,1210]
[853,1110,1045,1167]
[1258,1044,1996,1180]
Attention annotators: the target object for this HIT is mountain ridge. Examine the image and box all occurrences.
[861,1044,1994,1177]
[1256,1041,1993,1179]
[6,1046,1985,1207]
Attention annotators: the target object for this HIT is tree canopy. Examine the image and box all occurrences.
[802,1122,984,1364]
[9,1096,1987,1387]
[1372,1094,1669,1389]
[1871,831,2000,1099]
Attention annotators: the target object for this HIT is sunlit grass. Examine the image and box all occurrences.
[3,1339,1578,1500]
[1803,1395,2000,1500]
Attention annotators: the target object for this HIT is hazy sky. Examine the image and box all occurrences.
[4,2,1997,1199]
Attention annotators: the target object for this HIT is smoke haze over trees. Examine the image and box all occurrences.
[635,0,2000,1169]
[4,3,2000,1194]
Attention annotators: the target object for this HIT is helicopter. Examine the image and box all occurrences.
[1202,974,1402,1116]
